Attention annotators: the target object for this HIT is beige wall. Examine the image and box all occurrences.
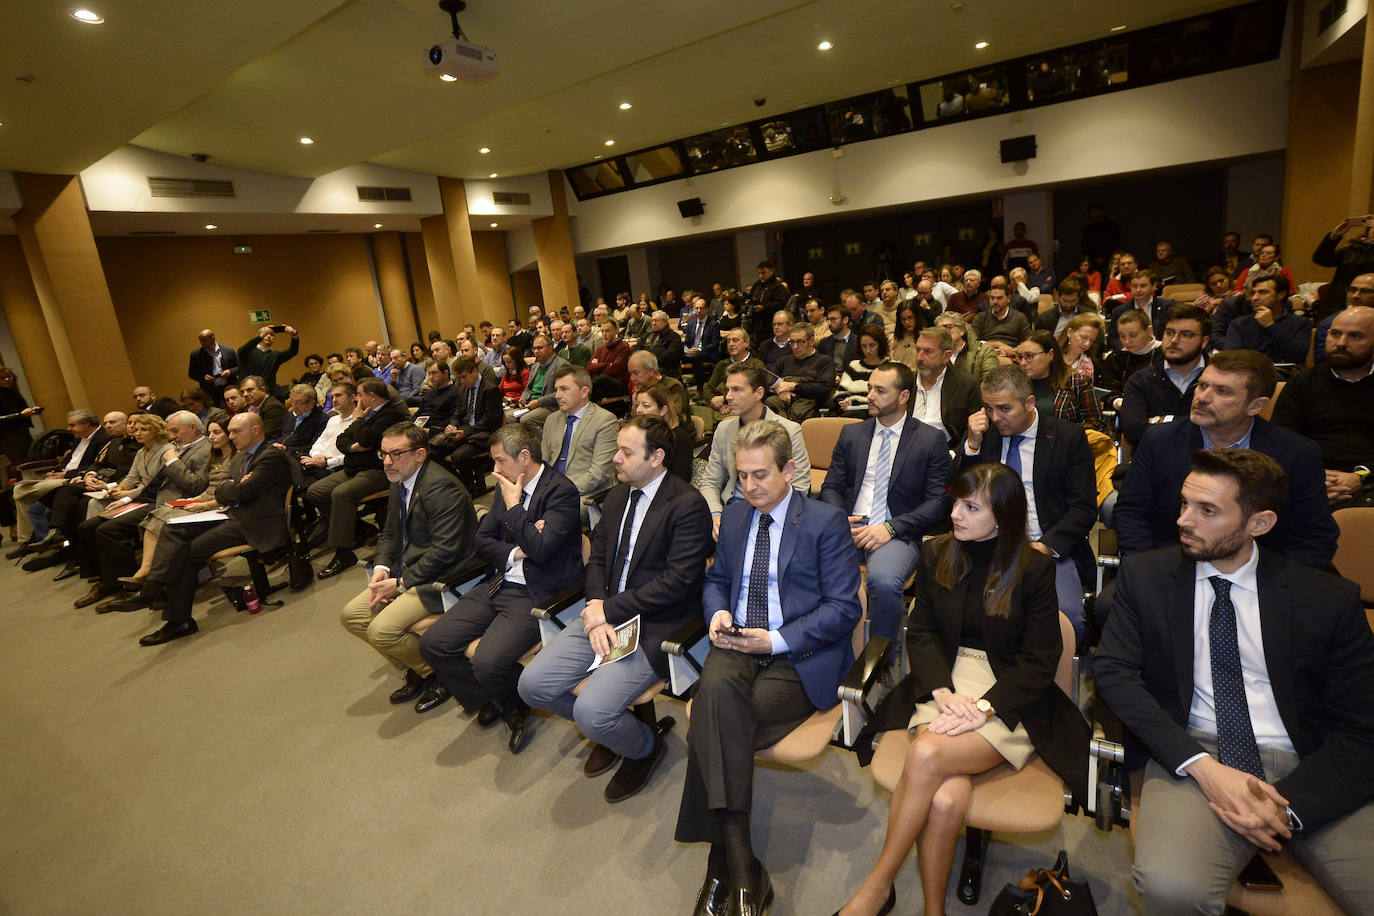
[511,269,544,318]
[473,230,515,325]
[0,237,70,418]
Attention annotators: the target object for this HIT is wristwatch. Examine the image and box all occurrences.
[975,698,994,716]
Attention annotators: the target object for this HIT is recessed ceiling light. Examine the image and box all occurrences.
[604,139,615,146]
[71,9,103,23]
[299,137,314,145]
[439,73,458,82]
[373,223,383,229]
[593,155,603,160]
[817,40,832,51]
[479,147,491,154]
[974,40,989,49]
[204,224,218,230]
[618,101,632,110]
[488,172,498,178]
[489,222,498,228]
[1109,24,1127,31]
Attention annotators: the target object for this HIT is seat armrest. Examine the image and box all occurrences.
[531,582,587,621]
[663,617,709,657]
[838,637,892,706]
[438,555,488,592]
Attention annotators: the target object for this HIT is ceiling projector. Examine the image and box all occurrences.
[425,0,498,84]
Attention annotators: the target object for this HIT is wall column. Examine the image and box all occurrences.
[472,231,515,322]
[1349,11,1374,214]
[0,238,68,420]
[12,173,135,412]
[373,232,419,346]
[420,214,461,334]
[438,177,484,328]
[532,171,579,314]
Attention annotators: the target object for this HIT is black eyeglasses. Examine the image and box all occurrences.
[378,448,418,461]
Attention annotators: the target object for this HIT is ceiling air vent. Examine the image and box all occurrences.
[147,177,235,199]
[492,191,531,205]
[130,229,177,235]
[308,228,341,233]
[356,186,413,202]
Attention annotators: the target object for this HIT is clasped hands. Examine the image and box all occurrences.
[367,566,400,610]
[848,516,892,551]
[581,599,619,658]
[1185,756,1292,851]
[927,687,987,736]
[708,610,772,655]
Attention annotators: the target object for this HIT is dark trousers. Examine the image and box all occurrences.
[306,468,388,550]
[681,354,713,393]
[675,649,816,844]
[45,484,88,533]
[418,582,539,713]
[437,434,491,491]
[159,519,250,624]
[75,506,151,586]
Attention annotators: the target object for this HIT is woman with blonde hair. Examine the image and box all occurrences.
[1055,312,1105,380]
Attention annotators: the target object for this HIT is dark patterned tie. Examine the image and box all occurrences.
[744,513,774,665]
[609,489,643,594]
[1207,576,1267,780]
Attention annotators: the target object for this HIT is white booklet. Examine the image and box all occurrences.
[168,509,230,524]
[587,614,641,671]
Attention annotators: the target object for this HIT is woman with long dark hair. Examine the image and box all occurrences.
[888,302,926,371]
[1014,330,1106,432]
[836,464,1088,916]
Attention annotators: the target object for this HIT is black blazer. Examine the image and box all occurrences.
[858,539,1091,810]
[337,401,412,473]
[960,412,1098,585]
[215,443,293,553]
[640,329,684,378]
[1108,298,1175,350]
[274,405,327,454]
[60,428,111,478]
[819,418,951,540]
[472,465,584,606]
[375,461,477,612]
[1114,417,1339,569]
[586,473,714,677]
[1095,545,1374,834]
[450,379,503,439]
[187,344,239,392]
[1033,303,1096,335]
[818,332,858,367]
[935,365,983,446]
[1117,358,1205,447]
[257,397,287,439]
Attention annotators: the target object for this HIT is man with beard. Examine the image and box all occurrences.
[1096,448,1374,916]
[1119,305,1212,447]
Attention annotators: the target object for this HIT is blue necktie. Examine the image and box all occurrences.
[869,427,895,529]
[554,414,577,475]
[1004,433,1025,479]
[1207,576,1267,780]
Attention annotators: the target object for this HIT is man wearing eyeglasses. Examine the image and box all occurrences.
[763,324,835,422]
[339,423,477,714]
[1119,305,1212,447]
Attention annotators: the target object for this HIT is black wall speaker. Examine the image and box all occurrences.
[677,197,705,218]
[1000,135,1037,163]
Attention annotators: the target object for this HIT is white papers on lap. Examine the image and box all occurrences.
[167,510,230,524]
[587,615,641,672]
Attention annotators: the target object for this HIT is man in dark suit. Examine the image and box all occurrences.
[187,329,239,404]
[1108,269,1174,350]
[679,297,720,395]
[1032,276,1095,336]
[434,358,503,495]
[240,376,286,439]
[1118,304,1210,447]
[339,424,477,713]
[638,310,685,379]
[308,378,412,579]
[136,412,293,645]
[520,415,714,801]
[418,423,584,753]
[820,361,951,643]
[272,384,328,456]
[960,365,1097,642]
[817,304,858,368]
[910,326,983,445]
[8,409,110,552]
[1114,350,1338,570]
[412,360,461,436]
[1096,449,1374,915]
[677,419,863,916]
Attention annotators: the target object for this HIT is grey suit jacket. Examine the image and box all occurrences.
[698,407,811,515]
[521,355,569,409]
[539,402,619,496]
[157,437,214,505]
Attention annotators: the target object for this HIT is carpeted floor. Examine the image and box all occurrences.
[0,531,1141,915]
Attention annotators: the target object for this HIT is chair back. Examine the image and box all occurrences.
[801,416,860,494]
[1162,283,1204,301]
[1258,381,1284,421]
[1333,507,1374,606]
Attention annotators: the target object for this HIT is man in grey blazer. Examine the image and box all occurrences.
[340,423,478,713]
[539,365,619,499]
[515,335,568,431]
[698,364,810,539]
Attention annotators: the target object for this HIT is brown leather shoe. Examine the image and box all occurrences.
[74,584,119,608]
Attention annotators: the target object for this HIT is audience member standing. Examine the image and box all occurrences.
[237,325,299,397]
[187,329,239,405]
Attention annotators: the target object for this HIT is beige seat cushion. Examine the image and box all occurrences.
[683,699,840,764]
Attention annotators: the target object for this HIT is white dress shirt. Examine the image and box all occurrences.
[504,465,544,586]
[963,412,1043,541]
[308,412,357,469]
[852,416,906,519]
[733,487,793,655]
[65,431,96,472]
[911,369,948,435]
[612,469,666,593]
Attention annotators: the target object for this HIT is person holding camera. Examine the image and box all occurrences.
[237,324,299,398]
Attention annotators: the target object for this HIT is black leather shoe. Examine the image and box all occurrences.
[475,702,502,728]
[5,540,31,560]
[413,676,451,713]
[724,865,772,916]
[316,550,357,580]
[28,530,65,552]
[584,743,621,778]
[138,620,198,646]
[388,669,425,704]
[830,886,895,916]
[53,564,82,582]
[505,704,533,754]
[956,851,984,905]
[691,876,728,916]
[22,549,68,572]
[97,587,162,613]
[604,731,666,802]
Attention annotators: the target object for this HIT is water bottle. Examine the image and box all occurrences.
[243,584,261,614]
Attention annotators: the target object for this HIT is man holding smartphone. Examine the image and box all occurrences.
[237,324,299,398]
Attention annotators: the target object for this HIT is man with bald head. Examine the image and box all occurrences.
[135,411,293,644]
[1273,305,1374,508]
[188,329,239,405]
[132,386,180,419]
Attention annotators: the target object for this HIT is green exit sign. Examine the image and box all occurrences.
[249,309,272,323]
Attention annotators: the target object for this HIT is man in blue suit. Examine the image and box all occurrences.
[677,420,863,916]
[820,361,951,643]
[679,296,721,396]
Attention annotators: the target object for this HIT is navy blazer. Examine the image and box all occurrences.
[472,465,584,606]
[1114,417,1339,568]
[587,473,715,677]
[1096,545,1374,834]
[817,332,858,368]
[960,412,1098,586]
[818,418,951,540]
[703,494,863,709]
[1108,298,1174,350]
[274,405,327,453]
[680,316,721,363]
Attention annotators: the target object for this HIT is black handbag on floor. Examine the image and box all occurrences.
[988,850,1097,916]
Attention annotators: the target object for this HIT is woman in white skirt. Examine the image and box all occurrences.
[837,463,1089,916]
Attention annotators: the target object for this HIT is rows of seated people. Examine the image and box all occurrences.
[5,216,1374,916]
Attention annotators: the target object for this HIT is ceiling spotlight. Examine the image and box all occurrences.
[299,137,314,145]
[618,101,632,110]
[373,223,383,229]
[593,155,603,160]
[439,73,458,82]
[479,147,491,154]
[604,139,615,146]
[204,224,218,230]
[974,40,989,49]
[489,222,498,228]
[817,40,832,51]
[71,9,104,23]
[1109,24,1127,31]
[488,172,498,178]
